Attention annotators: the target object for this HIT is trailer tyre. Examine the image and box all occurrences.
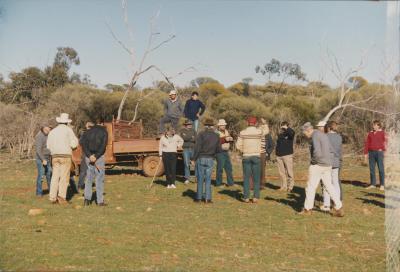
[142,156,164,177]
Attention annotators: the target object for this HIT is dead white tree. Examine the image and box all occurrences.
[107,0,178,122]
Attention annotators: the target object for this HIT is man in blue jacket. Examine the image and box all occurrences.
[184,91,206,132]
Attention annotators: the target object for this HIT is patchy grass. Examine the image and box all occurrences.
[0,153,385,271]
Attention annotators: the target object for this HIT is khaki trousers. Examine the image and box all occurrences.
[276,154,294,190]
[49,157,71,201]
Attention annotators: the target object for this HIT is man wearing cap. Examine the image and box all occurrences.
[276,121,295,192]
[215,119,235,187]
[47,113,79,204]
[159,90,184,135]
[300,122,344,217]
[236,117,263,203]
[192,118,221,203]
[184,91,206,132]
[180,119,196,184]
[35,125,52,196]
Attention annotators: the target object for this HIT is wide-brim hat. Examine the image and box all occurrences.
[203,117,215,126]
[217,119,227,126]
[184,119,193,125]
[56,113,72,123]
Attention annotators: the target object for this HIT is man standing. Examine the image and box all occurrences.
[299,122,344,217]
[180,119,196,184]
[321,121,343,211]
[275,121,295,192]
[364,120,386,191]
[184,91,206,132]
[47,113,78,204]
[78,122,94,190]
[192,118,221,203]
[215,119,235,187]
[35,125,52,196]
[81,119,108,206]
[236,117,263,203]
[159,90,184,135]
[259,118,273,189]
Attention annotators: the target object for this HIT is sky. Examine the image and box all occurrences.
[0,0,390,89]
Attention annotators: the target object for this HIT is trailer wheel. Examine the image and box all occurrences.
[142,156,164,177]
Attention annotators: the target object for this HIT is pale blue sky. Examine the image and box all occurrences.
[0,0,388,89]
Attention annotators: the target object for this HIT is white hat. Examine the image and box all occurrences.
[56,113,72,123]
[169,90,177,96]
[316,120,327,127]
[217,119,227,126]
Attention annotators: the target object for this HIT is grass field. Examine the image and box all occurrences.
[0,153,385,271]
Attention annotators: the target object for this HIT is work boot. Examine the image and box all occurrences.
[331,208,344,217]
[57,197,69,205]
[297,209,312,215]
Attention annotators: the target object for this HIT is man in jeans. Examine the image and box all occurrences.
[364,120,386,191]
[192,118,221,203]
[81,119,108,206]
[236,117,263,203]
[184,91,206,132]
[215,119,235,187]
[180,119,196,184]
[159,90,184,135]
[35,125,52,196]
[275,121,295,192]
[47,113,79,204]
[78,122,94,190]
[299,122,344,217]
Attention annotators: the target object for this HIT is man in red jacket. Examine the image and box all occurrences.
[364,120,386,191]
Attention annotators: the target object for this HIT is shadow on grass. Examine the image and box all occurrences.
[264,185,310,212]
[341,180,367,188]
[356,197,386,208]
[105,169,142,175]
[153,179,167,187]
[218,189,242,201]
[182,189,197,200]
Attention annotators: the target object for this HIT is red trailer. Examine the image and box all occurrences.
[72,119,182,177]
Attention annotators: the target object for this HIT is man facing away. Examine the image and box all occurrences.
[215,119,235,187]
[236,117,263,203]
[192,118,221,203]
[184,91,206,132]
[258,118,274,190]
[159,90,184,135]
[78,121,94,190]
[364,120,386,191]
[180,119,196,184]
[299,122,344,217]
[47,113,79,204]
[35,125,52,197]
[81,119,108,206]
[275,121,295,192]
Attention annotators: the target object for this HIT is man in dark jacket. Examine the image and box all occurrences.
[180,119,196,184]
[78,122,94,190]
[192,118,221,203]
[35,125,52,196]
[184,91,206,132]
[81,119,108,206]
[275,121,295,192]
[159,90,184,134]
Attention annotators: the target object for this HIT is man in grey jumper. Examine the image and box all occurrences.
[35,125,52,196]
[159,90,184,134]
[299,122,344,217]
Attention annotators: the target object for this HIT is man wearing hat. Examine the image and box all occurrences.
[159,90,184,135]
[180,119,196,184]
[299,122,344,217]
[47,113,79,204]
[215,119,235,187]
[184,91,206,132]
[192,118,221,203]
[236,117,263,203]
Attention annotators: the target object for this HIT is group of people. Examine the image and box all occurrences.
[35,113,108,206]
[35,89,386,217]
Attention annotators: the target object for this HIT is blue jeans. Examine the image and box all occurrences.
[84,155,105,203]
[368,151,385,186]
[183,148,193,180]
[216,152,234,186]
[193,119,199,132]
[36,158,52,195]
[196,157,214,200]
[242,156,261,199]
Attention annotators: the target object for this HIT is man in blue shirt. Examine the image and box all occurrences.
[184,91,206,132]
